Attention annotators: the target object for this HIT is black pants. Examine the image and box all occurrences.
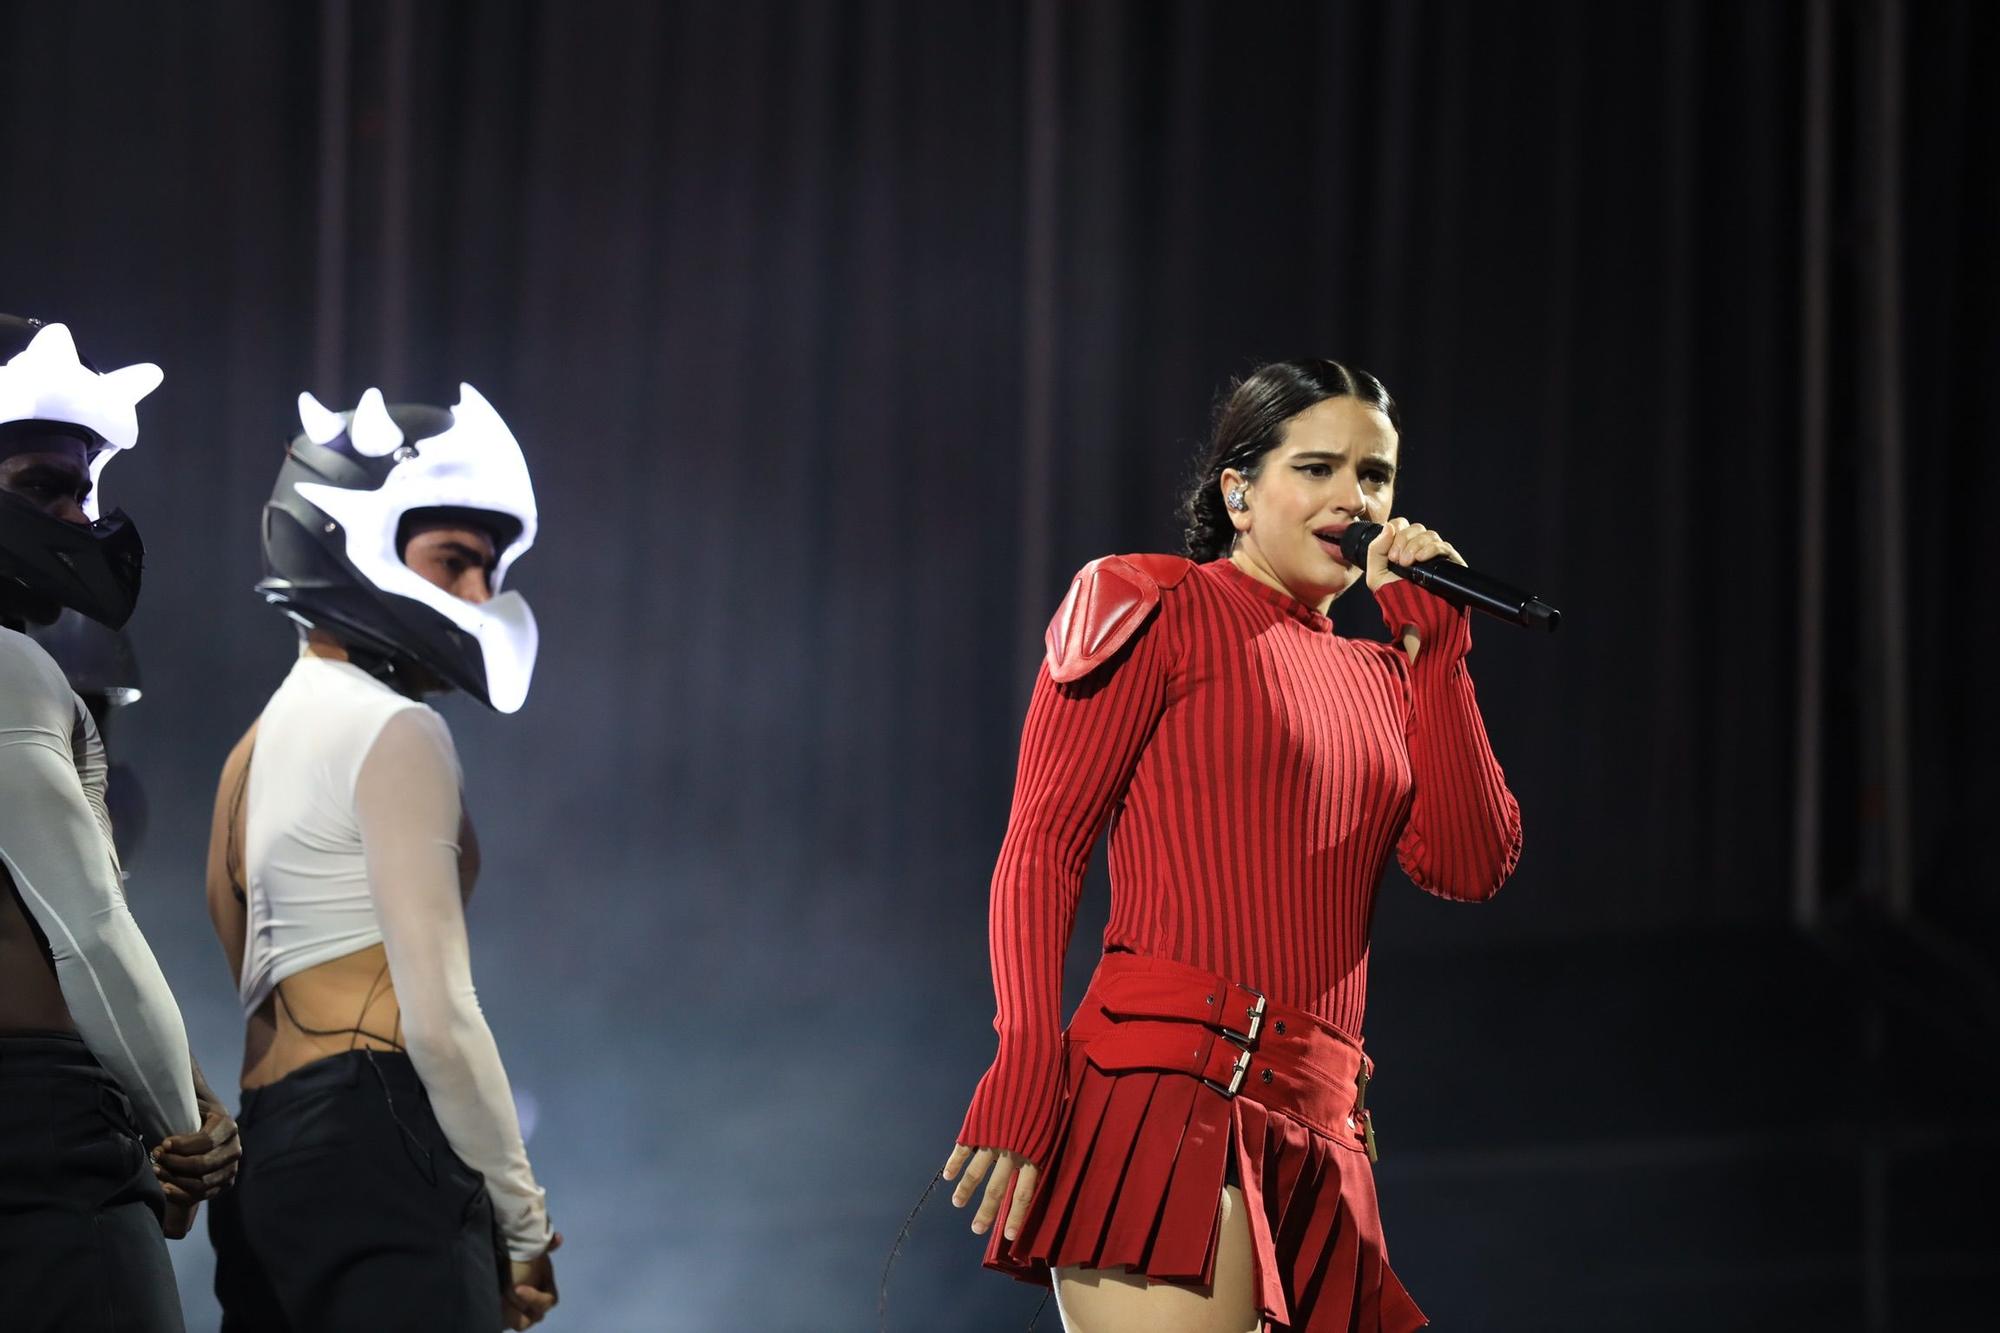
[0,1031,185,1333]
[210,1050,501,1333]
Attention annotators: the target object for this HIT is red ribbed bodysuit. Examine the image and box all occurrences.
[959,556,1521,1329]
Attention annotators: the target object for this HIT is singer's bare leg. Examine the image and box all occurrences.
[1051,1185,1259,1333]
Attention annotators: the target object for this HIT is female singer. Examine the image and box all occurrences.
[945,360,1521,1332]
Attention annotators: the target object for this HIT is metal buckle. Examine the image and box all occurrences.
[1355,1062,1378,1161]
[1219,986,1266,1047]
[1200,1047,1252,1098]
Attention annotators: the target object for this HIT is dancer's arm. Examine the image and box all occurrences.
[354,707,553,1261]
[0,640,198,1142]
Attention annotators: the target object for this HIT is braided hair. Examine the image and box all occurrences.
[1179,359,1400,562]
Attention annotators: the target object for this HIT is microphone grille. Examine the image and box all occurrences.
[1339,522,1384,567]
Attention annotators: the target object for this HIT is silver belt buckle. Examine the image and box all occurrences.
[1220,986,1266,1047]
[1200,1046,1252,1098]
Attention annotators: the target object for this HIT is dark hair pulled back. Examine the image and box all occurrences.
[1179,359,1399,562]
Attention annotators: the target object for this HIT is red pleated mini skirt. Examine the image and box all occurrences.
[984,952,1427,1333]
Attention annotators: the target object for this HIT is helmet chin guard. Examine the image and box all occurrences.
[0,492,145,629]
[0,318,162,628]
[256,383,540,712]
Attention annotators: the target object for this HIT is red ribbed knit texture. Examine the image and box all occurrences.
[960,558,1522,1167]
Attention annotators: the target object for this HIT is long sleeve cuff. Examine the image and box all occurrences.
[1373,577,1472,665]
[958,1037,1064,1168]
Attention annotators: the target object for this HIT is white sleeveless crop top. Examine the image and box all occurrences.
[239,651,433,1015]
[236,648,551,1257]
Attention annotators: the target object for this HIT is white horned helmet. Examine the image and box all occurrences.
[256,383,540,712]
[0,317,162,628]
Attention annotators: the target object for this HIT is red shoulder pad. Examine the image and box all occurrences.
[1122,553,1195,588]
[1043,554,1192,683]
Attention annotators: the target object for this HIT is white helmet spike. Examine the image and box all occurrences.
[94,362,168,432]
[296,390,347,446]
[347,387,405,458]
[451,382,509,451]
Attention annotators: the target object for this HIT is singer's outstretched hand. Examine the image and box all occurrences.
[1365,517,1465,593]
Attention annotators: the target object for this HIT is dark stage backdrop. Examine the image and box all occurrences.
[2,2,1993,1329]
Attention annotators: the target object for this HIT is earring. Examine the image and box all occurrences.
[1226,487,1248,512]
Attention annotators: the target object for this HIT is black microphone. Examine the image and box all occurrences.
[1339,522,1561,633]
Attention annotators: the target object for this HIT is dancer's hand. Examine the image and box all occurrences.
[943,1143,1041,1244]
[152,1099,242,1203]
[160,1195,199,1239]
[503,1230,561,1329]
[1364,517,1465,593]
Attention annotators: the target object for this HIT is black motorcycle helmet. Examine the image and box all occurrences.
[256,385,540,712]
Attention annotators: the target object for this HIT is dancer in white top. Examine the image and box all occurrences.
[205,384,558,1332]
[0,314,234,1333]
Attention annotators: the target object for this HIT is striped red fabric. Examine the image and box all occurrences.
[961,557,1521,1168]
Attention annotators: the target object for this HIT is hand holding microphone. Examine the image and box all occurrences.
[1360,518,1465,592]
[1341,519,1561,632]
